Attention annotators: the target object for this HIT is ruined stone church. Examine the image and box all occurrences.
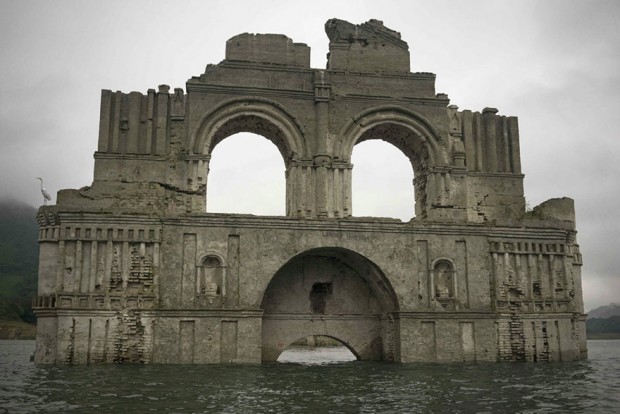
[34,19,586,364]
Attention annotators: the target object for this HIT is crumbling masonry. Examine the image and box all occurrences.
[34,19,587,363]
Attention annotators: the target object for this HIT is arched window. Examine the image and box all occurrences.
[197,255,224,298]
[207,132,285,215]
[432,259,456,300]
[351,140,414,221]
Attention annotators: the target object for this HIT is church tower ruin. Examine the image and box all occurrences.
[34,19,586,364]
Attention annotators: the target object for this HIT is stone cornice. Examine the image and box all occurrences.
[186,83,315,100]
[336,94,449,107]
[50,211,571,240]
[467,171,526,179]
[94,152,167,161]
[141,309,264,318]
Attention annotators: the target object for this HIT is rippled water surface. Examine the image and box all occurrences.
[1,340,619,413]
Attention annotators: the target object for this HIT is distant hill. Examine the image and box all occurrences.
[587,303,620,319]
[0,199,39,324]
[586,303,620,339]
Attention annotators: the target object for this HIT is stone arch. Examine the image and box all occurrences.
[191,97,307,161]
[278,334,361,361]
[338,105,446,163]
[196,250,227,267]
[260,247,399,362]
[338,106,448,218]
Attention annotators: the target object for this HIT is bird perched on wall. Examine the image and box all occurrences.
[36,177,52,205]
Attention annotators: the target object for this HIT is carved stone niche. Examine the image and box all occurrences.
[196,254,225,307]
[431,259,457,310]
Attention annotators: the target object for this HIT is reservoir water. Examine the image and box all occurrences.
[1,340,619,413]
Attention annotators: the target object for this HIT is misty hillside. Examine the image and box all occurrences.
[0,200,39,323]
[587,303,620,319]
[587,303,620,339]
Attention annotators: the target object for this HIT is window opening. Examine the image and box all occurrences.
[207,132,285,215]
[309,282,332,314]
[351,140,414,221]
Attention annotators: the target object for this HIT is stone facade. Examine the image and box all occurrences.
[33,19,586,364]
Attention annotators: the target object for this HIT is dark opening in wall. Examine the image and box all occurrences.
[310,282,332,314]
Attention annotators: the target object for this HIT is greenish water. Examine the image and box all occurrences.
[1,340,619,413]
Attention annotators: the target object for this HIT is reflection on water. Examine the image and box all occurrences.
[1,340,620,413]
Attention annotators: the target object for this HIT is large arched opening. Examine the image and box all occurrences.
[338,106,445,219]
[260,247,399,362]
[190,98,307,216]
[353,122,432,218]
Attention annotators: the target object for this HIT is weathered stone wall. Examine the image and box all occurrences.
[34,213,585,363]
[34,19,586,364]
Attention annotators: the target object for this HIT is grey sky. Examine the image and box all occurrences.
[1,0,618,311]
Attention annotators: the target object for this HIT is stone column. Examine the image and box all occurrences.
[145,89,156,154]
[286,161,309,217]
[508,116,521,174]
[122,241,130,290]
[226,235,240,307]
[111,92,122,153]
[56,240,65,292]
[501,117,511,172]
[127,92,142,154]
[98,90,112,153]
[483,107,498,172]
[285,162,295,216]
[75,240,83,292]
[313,70,331,218]
[181,234,197,308]
[155,85,169,155]
[89,240,98,292]
[314,157,330,217]
[187,155,209,213]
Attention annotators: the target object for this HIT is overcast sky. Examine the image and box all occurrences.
[1,0,618,311]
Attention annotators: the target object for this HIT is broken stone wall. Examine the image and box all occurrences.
[325,19,411,73]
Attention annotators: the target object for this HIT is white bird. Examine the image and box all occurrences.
[36,177,52,205]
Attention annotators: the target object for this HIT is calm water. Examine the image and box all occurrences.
[1,341,619,413]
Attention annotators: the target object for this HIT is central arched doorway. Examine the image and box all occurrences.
[260,247,399,362]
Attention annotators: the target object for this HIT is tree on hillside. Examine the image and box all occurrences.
[0,200,39,323]
[587,316,620,335]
